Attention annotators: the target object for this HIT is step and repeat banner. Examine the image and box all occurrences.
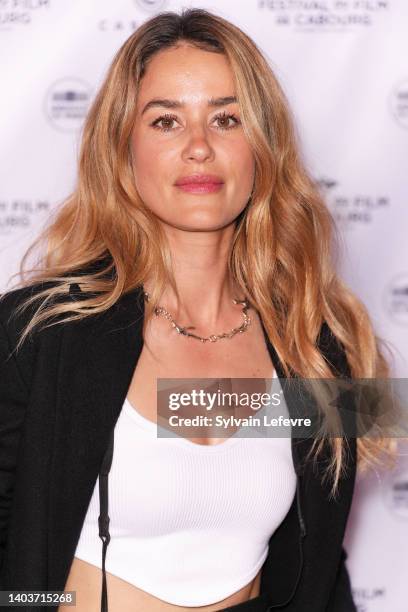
[1,1,407,610]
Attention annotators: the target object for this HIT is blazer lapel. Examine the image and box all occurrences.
[47,284,146,589]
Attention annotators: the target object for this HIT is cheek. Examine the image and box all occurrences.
[227,142,255,196]
[132,137,159,178]
[131,136,174,197]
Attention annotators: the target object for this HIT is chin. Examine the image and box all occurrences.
[166,215,235,232]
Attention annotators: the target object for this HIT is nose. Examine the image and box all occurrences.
[181,125,215,163]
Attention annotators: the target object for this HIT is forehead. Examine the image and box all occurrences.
[138,44,236,105]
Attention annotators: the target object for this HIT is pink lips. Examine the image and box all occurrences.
[174,174,224,194]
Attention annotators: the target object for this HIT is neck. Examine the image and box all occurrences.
[143,223,245,329]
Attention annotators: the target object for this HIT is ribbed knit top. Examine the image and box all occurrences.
[74,371,297,606]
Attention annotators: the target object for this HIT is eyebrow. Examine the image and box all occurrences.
[141,96,238,115]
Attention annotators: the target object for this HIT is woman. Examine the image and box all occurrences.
[0,8,397,612]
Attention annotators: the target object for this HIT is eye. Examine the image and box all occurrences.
[150,113,179,132]
[149,111,241,133]
[213,111,241,130]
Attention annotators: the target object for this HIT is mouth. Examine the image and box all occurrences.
[175,182,224,194]
[174,174,224,195]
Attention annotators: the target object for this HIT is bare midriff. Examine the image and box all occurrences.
[60,559,262,611]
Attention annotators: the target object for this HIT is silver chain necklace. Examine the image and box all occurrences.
[143,290,251,343]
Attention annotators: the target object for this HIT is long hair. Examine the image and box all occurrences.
[2,8,399,496]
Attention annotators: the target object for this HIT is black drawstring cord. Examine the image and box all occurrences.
[98,430,114,612]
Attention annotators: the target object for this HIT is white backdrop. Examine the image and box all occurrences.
[1,1,407,610]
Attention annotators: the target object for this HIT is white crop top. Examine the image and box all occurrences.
[74,371,297,607]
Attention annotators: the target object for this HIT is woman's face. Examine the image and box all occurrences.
[130,43,255,232]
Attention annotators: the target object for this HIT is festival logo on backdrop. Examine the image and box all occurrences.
[317,177,390,230]
[44,78,92,133]
[257,0,390,32]
[379,442,408,520]
[133,0,168,12]
[0,0,51,31]
[389,78,408,130]
[383,470,408,519]
[383,273,408,327]
[97,0,168,32]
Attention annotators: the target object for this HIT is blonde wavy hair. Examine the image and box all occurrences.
[3,8,400,496]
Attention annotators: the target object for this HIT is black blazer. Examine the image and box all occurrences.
[0,279,357,611]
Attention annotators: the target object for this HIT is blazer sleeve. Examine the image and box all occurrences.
[0,316,30,576]
[326,547,357,611]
